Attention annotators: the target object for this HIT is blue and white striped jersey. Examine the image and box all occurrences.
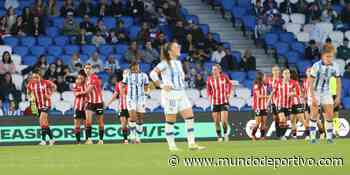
[122,72,149,100]
[156,60,186,90]
[310,60,340,92]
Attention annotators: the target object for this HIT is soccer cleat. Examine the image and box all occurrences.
[260,137,266,141]
[49,140,55,146]
[305,136,310,140]
[310,139,317,144]
[85,139,93,145]
[292,136,297,140]
[97,140,104,145]
[169,146,181,151]
[326,139,334,144]
[38,141,46,146]
[135,137,141,144]
[224,135,229,142]
[189,144,206,151]
[320,133,325,140]
[217,138,223,142]
[122,140,129,144]
[280,136,287,141]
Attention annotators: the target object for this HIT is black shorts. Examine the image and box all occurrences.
[270,104,278,115]
[255,109,268,117]
[118,109,129,118]
[86,103,104,115]
[333,95,339,112]
[305,104,311,113]
[277,107,291,116]
[74,110,86,119]
[291,104,305,114]
[38,106,50,116]
[212,103,229,112]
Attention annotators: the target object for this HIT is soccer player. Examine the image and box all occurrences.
[121,63,149,144]
[82,64,105,144]
[272,69,293,140]
[252,71,269,140]
[150,41,205,151]
[267,65,282,138]
[329,76,340,137]
[72,71,87,144]
[290,70,306,139]
[206,64,233,142]
[106,71,129,144]
[309,46,341,144]
[26,69,57,146]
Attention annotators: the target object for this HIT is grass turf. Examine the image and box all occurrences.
[0,139,348,175]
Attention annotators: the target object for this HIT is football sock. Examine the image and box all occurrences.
[309,119,317,140]
[165,121,176,148]
[325,119,333,140]
[185,117,195,145]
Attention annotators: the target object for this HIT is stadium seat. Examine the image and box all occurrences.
[342,97,350,109]
[37,36,53,47]
[180,8,189,18]
[235,87,251,99]
[49,108,63,116]
[119,16,134,28]
[231,6,246,24]
[185,15,199,24]
[199,24,209,35]
[342,78,350,91]
[60,55,71,65]
[242,15,256,32]
[65,108,74,116]
[290,13,306,25]
[243,79,253,89]
[52,16,64,28]
[64,45,80,55]
[240,106,252,112]
[80,54,89,62]
[115,44,129,55]
[229,97,246,109]
[297,60,312,76]
[221,0,234,12]
[21,36,36,47]
[291,41,305,54]
[212,33,221,42]
[281,13,290,23]
[46,27,59,38]
[99,45,114,56]
[103,16,116,29]
[128,25,140,40]
[229,106,239,112]
[229,71,246,83]
[153,106,164,113]
[12,73,23,90]
[3,36,19,47]
[13,46,28,57]
[0,45,12,56]
[232,51,242,62]
[279,32,295,44]
[30,46,46,56]
[54,36,69,46]
[46,55,56,64]
[81,45,97,55]
[194,98,210,110]
[283,23,301,35]
[247,71,256,80]
[192,106,204,112]
[296,32,310,43]
[328,31,344,48]
[140,63,151,73]
[22,55,37,65]
[274,42,289,58]
[47,46,63,57]
[286,51,300,64]
[237,0,251,8]
[264,32,279,49]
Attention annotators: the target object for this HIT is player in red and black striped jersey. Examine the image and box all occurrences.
[206,64,233,142]
[290,70,306,139]
[26,69,57,146]
[72,72,87,144]
[252,71,269,140]
[106,78,129,144]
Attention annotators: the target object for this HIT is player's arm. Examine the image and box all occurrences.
[225,75,233,98]
[206,78,212,102]
[308,76,316,106]
[150,67,161,88]
[144,74,150,94]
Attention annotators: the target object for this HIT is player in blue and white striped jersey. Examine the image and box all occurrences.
[121,62,149,144]
[150,41,205,151]
[309,46,341,144]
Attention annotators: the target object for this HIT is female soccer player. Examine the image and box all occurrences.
[106,71,129,144]
[267,65,282,137]
[206,64,232,142]
[121,63,149,144]
[252,71,269,140]
[72,71,87,144]
[290,70,306,139]
[150,41,205,151]
[27,69,57,146]
[82,64,104,145]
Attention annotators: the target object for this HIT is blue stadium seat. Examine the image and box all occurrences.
[13,46,28,57]
[342,78,350,91]
[82,45,97,55]
[64,45,80,55]
[49,108,63,116]
[54,36,69,46]
[80,54,89,62]
[140,63,151,73]
[46,55,56,64]
[180,8,189,18]
[264,32,278,49]
[240,106,252,112]
[342,97,350,109]
[37,36,53,47]
[237,0,251,8]
[21,36,36,47]
[204,62,215,73]
[199,24,209,35]
[231,6,246,22]
[119,16,134,28]
[128,25,140,40]
[65,108,74,116]
[153,106,164,113]
[222,42,231,49]
[60,55,70,65]
[247,70,256,80]
[212,33,221,42]
[99,45,114,56]
[179,53,188,61]
[115,44,128,55]
[120,63,129,69]
[22,56,37,65]
[296,60,312,76]
[221,0,234,12]
[242,15,256,32]
[332,4,344,14]
[46,27,59,38]
[279,32,295,44]
[0,9,5,16]
[103,17,116,29]
[3,36,19,47]
[185,15,199,24]
[229,71,246,82]
[232,51,242,62]
[52,17,64,28]
[243,79,254,89]
[105,108,116,115]
[97,71,109,84]
[192,106,204,112]
[291,42,305,55]
[286,51,300,64]
[229,106,239,112]
[274,42,289,58]
[47,46,63,57]
[30,46,46,56]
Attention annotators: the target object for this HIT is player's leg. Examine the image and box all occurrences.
[136,112,144,143]
[252,116,261,141]
[278,111,287,140]
[39,109,54,145]
[220,104,229,141]
[291,111,298,139]
[38,110,47,145]
[165,114,177,150]
[74,118,81,144]
[323,104,335,143]
[85,105,94,144]
[272,104,281,137]
[211,111,222,141]
[296,112,305,139]
[261,114,268,140]
[317,110,326,139]
[332,98,340,137]
[128,110,137,143]
[309,100,320,143]
[96,103,105,144]
[304,105,310,139]
[120,115,129,144]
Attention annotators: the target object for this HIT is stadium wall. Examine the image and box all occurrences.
[1,111,350,145]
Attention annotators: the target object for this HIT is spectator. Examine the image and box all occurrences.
[75,28,90,45]
[323,38,334,50]
[44,63,58,81]
[240,49,256,71]
[0,16,8,36]
[195,73,206,92]
[252,0,264,17]
[172,20,186,44]
[220,48,239,71]
[0,72,20,104]
[80,14,95,34]
[55,59,69,77]
[10,16,26,36]
[321,6,337,23]
[304,40,320,60]
[23,55,48,76]
[91,30,106,47]
[31,0,46,17]
[62,15,79,35]
[161,0,179,23]
[113,19,126,35]
[158,8,168,26]
[25,16,45,37]
[188,23,205,45]
[87,52,104,72]
[280,0,297,14]
[0,100,4,116]
[104,74,118,91]
[111,0,124,17]
[22,7,32,24]
[5,0,19,10]
[211,45,226,63]
[105,54,120,73]
[187,68,197,88]
[124,41,143,63]
[341,3,350,25]
[0,51,16,75]
[107,30,119,44]
[263,0,277,13]
[60,0,75,17]
[306,2,322,23]
[182,33,196,54]
[255,18,271,45]
[5,7,17,33]
[130,0,145,20]
[202,33,217,54]
[138,22,151,43]
[116,31,130,44]
[77,0,94,17]
[343,63,350,79]
[95,0,110,17]
[69,53,82,73]
[95,19,108,36]
[337,38,350,61]
[143,41,159,65]
[190,49,208,64]
[47,0,58,17]
[152,32,167,51]
[6,100,21,116]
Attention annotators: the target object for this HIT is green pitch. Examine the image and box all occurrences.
[0,139,349,175]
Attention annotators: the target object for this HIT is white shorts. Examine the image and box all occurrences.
[161,90,192,115]
[308,91,334,106]
[127,99,145,113]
